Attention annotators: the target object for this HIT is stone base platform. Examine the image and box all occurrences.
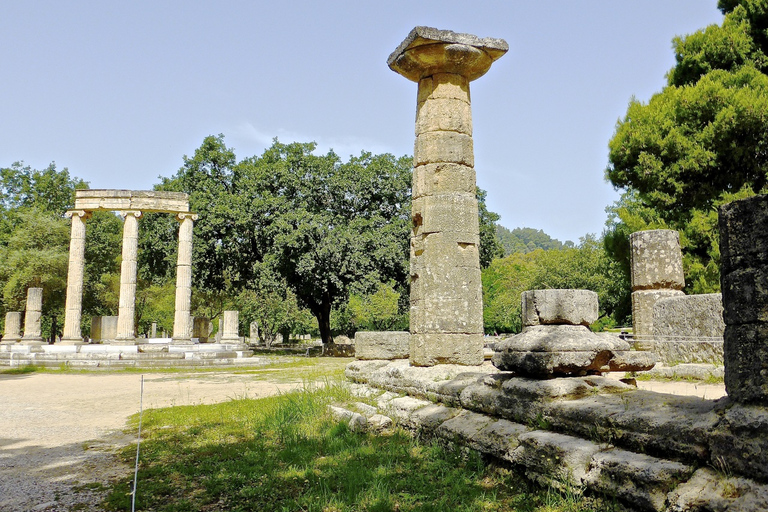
[0,342,261,369]
[342,359,768,511]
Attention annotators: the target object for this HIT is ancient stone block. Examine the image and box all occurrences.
[354,331,410,360]
[193,317,211,343]
[630,230,685,290]
[723,323,768,405]
[414,131,474,167]
[632,289,685,342]
[510,430,601,488]
[410,332,484,366]
[709,403,768,484]
[653,293,724,338]
[91,316,118,342]
[584,449,693,512]
[721,267,768,325]
[521,289,599,327]
[415,98,472,136]
[719,193,768,270]
[412,163,476,199]
[492,325,652,376]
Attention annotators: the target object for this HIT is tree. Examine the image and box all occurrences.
[477,188,504,267]
[605,0,768,294]
[482,235,626,334]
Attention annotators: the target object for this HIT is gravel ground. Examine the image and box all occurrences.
[0,368,312,512]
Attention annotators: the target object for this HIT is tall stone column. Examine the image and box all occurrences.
[719,194,768,404]
[629,230,685,348]
[60,210,91,344]
[172,213,198,344]
[220,310,240,343]
[388,27,507,366]
[20,287,44,345]
[115,210,142,343]
[1,312,22,344]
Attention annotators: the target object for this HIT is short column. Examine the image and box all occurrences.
[389,27,507,366]
[20,287,44,345]
[220,311,240,343]
[115,211,142,344]
[172,213,198,344]
[1,312,22,344]
[60,210,91,344]
[629,229,685,348]
[719,194,768,404]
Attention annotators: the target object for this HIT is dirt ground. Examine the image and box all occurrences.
[0,361,726,512]
[0,359,345,512]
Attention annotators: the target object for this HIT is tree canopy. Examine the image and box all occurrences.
[605,0,768,294]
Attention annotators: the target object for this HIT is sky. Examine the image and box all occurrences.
[0,1,724,244]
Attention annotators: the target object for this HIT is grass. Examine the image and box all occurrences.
[0,364,39,374]
[632,372,724,385]
[104,378,617,512]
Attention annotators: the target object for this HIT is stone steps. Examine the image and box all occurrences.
[343,359,768,511]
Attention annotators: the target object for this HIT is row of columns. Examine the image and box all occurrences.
[0,288,44,345]
[60,210,198,345]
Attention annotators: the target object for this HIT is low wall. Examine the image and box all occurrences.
[650,294,725,364]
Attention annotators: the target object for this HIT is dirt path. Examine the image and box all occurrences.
[0,361,343,512]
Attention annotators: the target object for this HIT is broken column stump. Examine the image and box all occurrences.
[493,289,655,377]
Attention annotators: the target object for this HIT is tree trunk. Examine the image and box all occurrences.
[50,315,57,344]
[314,296,333,344]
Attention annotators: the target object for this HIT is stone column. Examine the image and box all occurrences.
[60,210,91,344]
[150,322,157,338]
[388,27,507,366]
[1,312,22,344]
[172,213,198,344]
[220,311,240,343]
[115,211,142,343]
[629,229,685,348]
[719,194,768,404]
[20,287,44,345]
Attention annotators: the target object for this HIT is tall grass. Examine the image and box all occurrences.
[105,379,616,511]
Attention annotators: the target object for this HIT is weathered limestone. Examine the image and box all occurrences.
[91,316,118,342]
[74,189,190,214]
[522,289,598,327]
[389,27,507,366]
[355,331,410,360]
[150,322,157,338]
[115,211,142,343]
[630,230,685,345]
[193,317,211,343]
[220,311,240,343]
[652,293,724,364]
[719,194,768,404]
[493,289,655,376]
[60,210,91,344]
[172,213,198,344]
[20,288,44,345]
[1,312,22,344]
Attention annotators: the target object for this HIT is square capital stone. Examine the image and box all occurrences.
[388,26,508,82]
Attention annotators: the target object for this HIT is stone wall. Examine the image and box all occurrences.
[651,293,724,364]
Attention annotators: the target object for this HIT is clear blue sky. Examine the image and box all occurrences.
[0,1,723,243]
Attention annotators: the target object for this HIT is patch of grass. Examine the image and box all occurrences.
[0,364,39,374]
[633,372,724,385]
[104,380,616,512]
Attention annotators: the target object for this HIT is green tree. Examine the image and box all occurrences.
[605,0,768,294]
[477,188,504,267]
[482,235,625,334]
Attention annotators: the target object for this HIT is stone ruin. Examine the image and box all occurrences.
[335,26,768,512]
[630,229,725,365]
[493,289,655,376]
[389,26,507,366]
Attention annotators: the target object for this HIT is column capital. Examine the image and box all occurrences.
[176,212,199,222]
[65,209,92,220]
[388,26,507,82]
[119,210,143,220]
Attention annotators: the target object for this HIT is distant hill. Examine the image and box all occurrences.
[495,225,574,256]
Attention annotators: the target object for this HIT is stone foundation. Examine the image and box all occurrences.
[355,331,409,360]
[651,293,725,364]
[342,359,768,511]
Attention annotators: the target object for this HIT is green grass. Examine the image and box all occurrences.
[632,372,724,385]
[0,364,39,374]
[104,379,617,512]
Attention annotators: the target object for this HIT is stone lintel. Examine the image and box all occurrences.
[388,26,508,82]
[74,189,190,214]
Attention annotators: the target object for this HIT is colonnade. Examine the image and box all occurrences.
[59,190,198,345]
